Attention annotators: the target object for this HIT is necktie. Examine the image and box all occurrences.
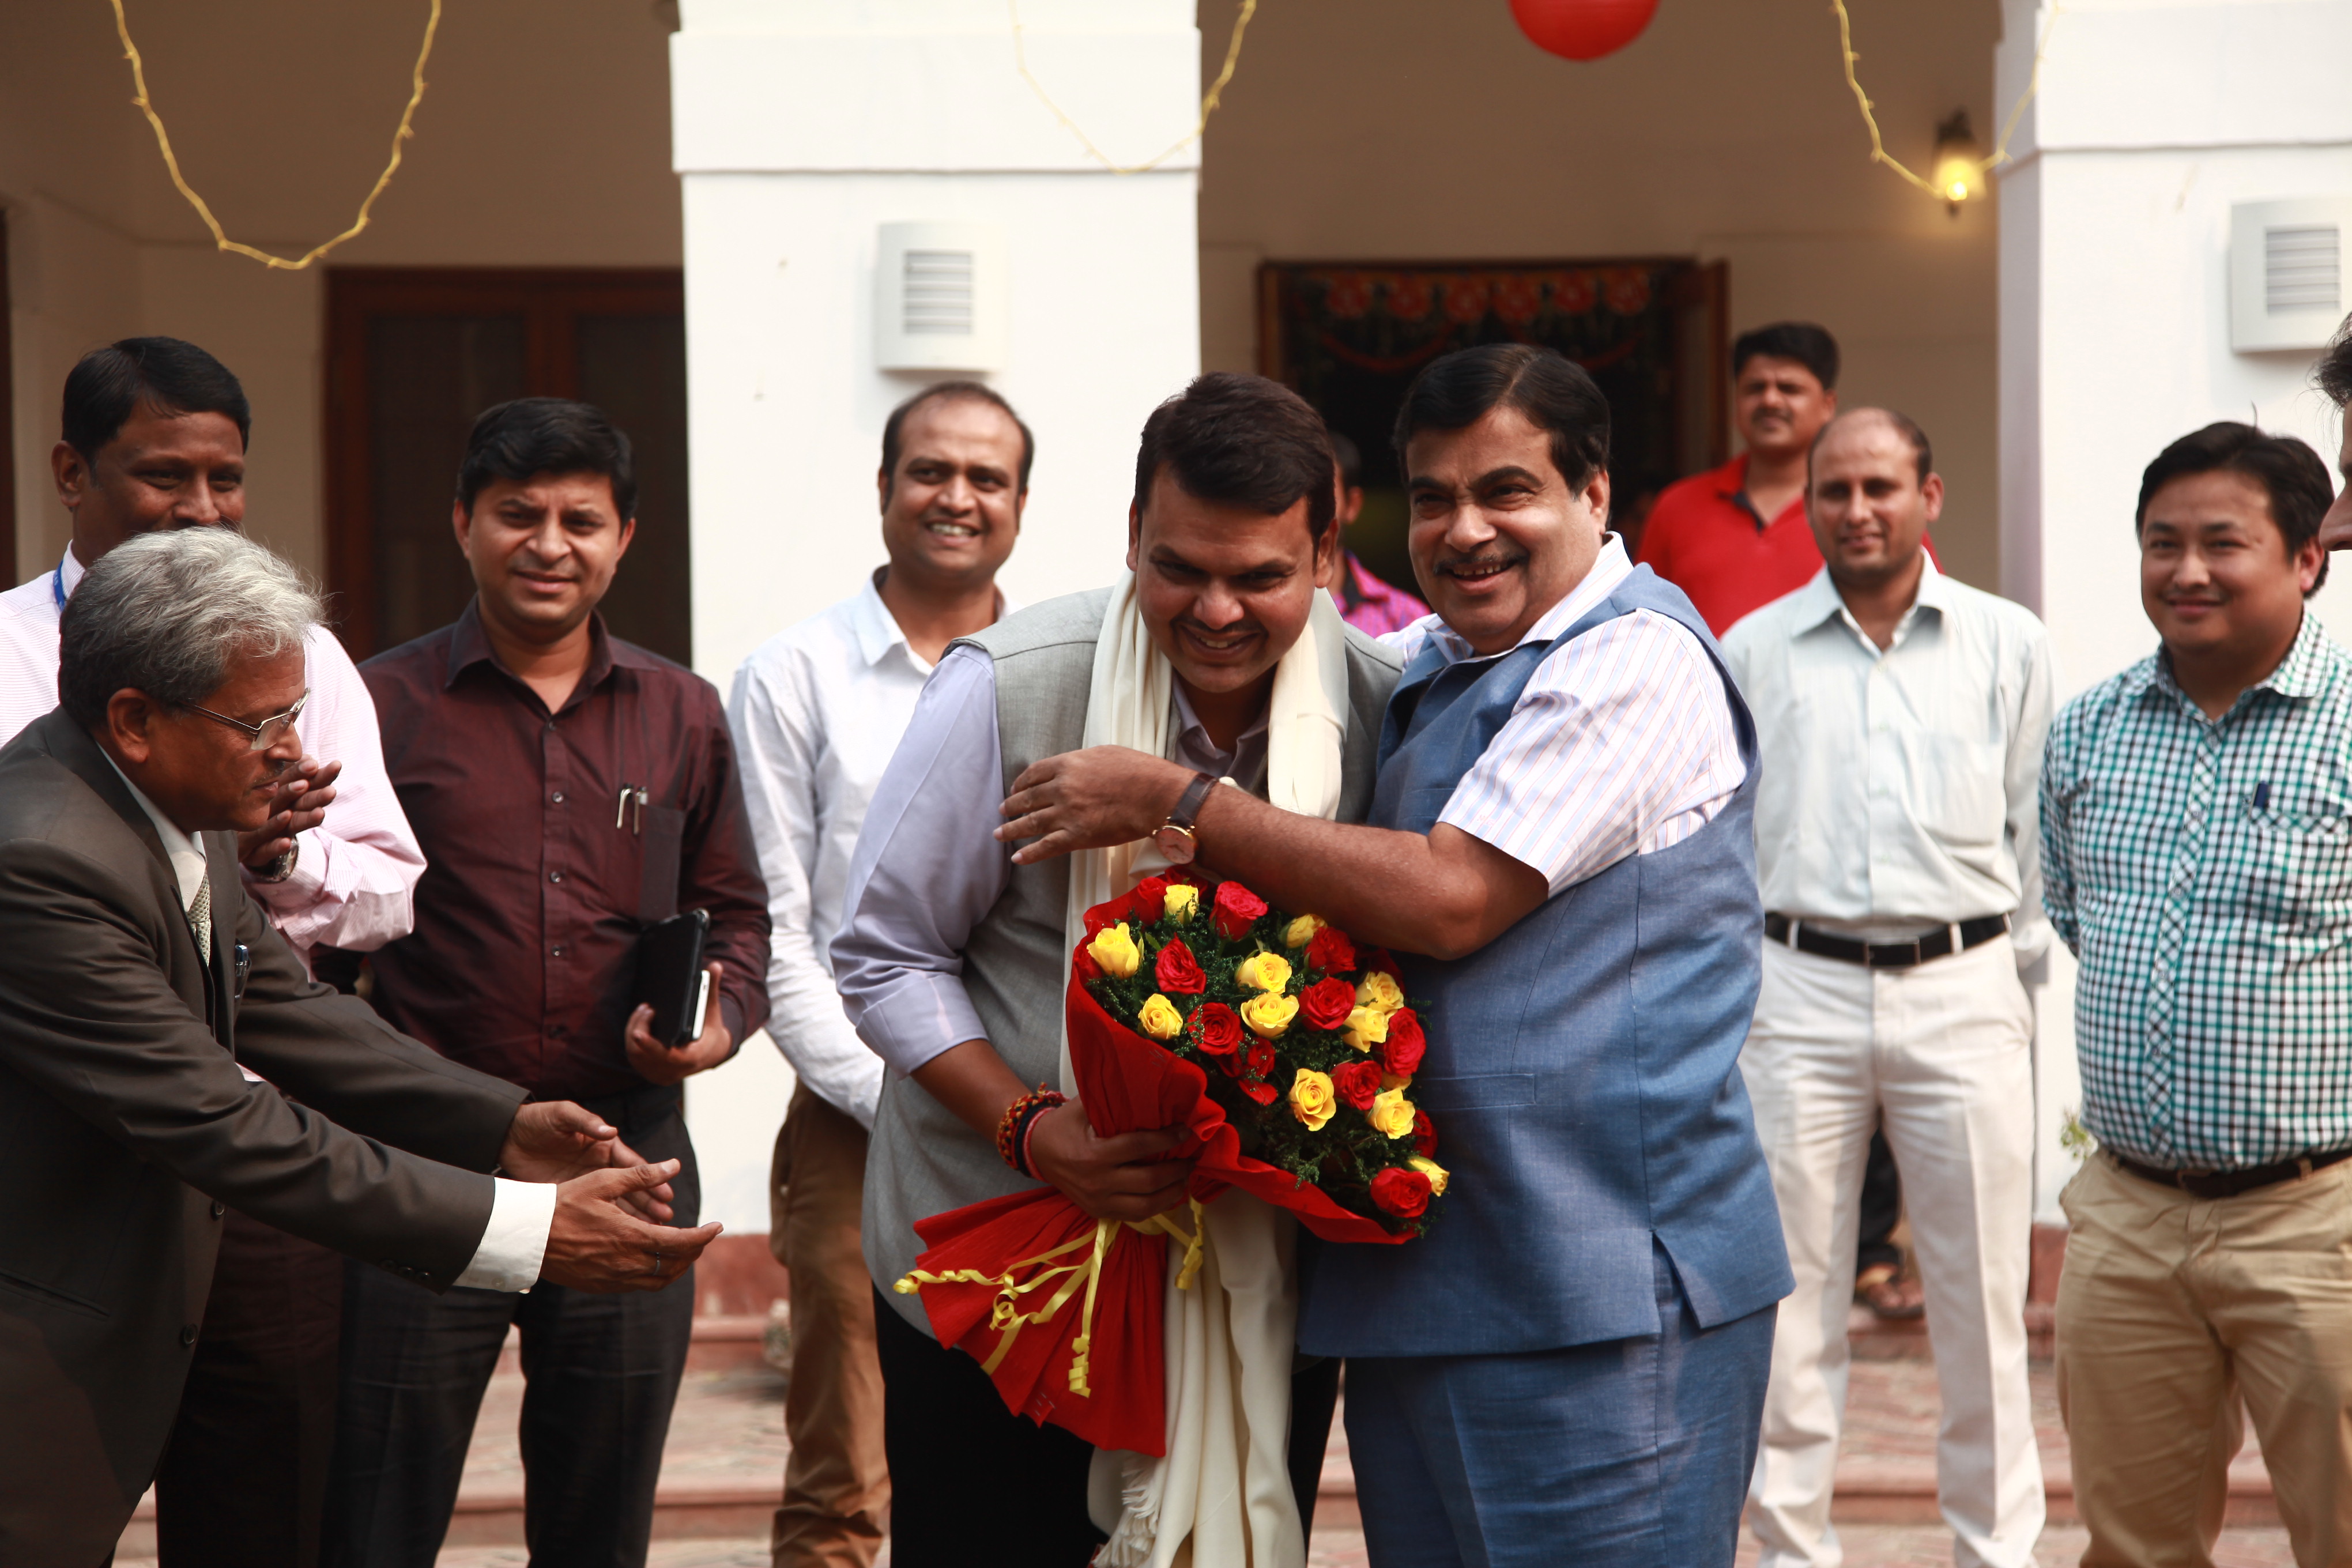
[188,874,212,965]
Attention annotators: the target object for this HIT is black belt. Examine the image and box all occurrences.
[1763,913,2010,970]
[2113,1146,2352,1200]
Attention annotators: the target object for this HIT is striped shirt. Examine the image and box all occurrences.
[1383,537,1746,894]
[2042,614,2352,1170]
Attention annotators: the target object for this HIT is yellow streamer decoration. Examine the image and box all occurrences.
[896,1198,1207,1399]
[1827,0,2059,201]
[1010,0,1258,175]
[107,0,443,271]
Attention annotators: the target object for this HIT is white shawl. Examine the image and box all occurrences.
[1060,574,1351,1568]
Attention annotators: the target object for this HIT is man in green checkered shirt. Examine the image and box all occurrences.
[2041,401,2352,1564]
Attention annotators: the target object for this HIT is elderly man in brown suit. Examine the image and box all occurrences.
[0,527,721,1566]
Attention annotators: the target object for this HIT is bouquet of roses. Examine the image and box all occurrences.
[1075,873,1449,1234]
[894,872,1448,1457]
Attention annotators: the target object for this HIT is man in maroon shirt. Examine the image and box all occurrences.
[1638,322,1842,636]
[326,399,772,1568]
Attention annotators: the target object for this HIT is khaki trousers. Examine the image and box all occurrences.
[2057,1152,2352,1567]
[770,1084,891,1568]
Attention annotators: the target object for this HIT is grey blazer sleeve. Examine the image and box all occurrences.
[0,836,510,1289]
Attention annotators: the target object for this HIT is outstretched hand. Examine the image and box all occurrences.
[1026,1099,1196,1223]
[540,1159,721,1293]
[500,1100,675,1221]
[996,747,1191,866]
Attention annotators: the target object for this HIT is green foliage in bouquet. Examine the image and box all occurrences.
[1076,873,1450,1237]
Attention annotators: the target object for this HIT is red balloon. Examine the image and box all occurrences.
[1510,0,1661,61]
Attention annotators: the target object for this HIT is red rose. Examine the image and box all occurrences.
[1297,977,1356,1032]
[1211,881,1269,938]
[1192,1002,1241,1057]
[1370,1166,1433,1219]
[1134,877,1168,924]
[1306,925,1356,974]
[1245,1040,1276,1079]
[1331,1058,1382,1111]
[1240,1078,1280,1106]
[1379,1009,1427,1077]
[1413,1108,1438,1159]
[1074,947,1104,983]
[1155,938,1206,995]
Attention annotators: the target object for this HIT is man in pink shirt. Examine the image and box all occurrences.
[0,337,424,1568]
[1325,431,1433,637]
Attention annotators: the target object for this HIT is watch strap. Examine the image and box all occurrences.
[1166,770,1218,832]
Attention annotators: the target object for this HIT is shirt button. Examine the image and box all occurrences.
[551,944,565,958]
[549,870,564,883]
[180,1325,198,1348]
[551,790,566,804]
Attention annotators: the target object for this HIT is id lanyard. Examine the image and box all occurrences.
[52,564,66,611]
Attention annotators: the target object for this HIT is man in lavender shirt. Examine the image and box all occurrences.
[0,338,425,1568]
[829,374,1402,1567]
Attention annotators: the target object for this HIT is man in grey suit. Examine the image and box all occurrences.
[0,527,720,1566]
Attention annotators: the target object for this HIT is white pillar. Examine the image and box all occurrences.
[669,0,1203,1231]
[1997,0,2352,1219]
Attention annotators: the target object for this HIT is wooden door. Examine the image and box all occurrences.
[323,268,690,662]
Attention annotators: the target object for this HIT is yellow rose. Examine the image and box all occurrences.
[1284,914,1325,949]
[1343,1005,1389,1052]
[1087,922,1140,979]
[1407,1155,1450,1196]
[1356,971,1405,1013]
[1239,991,1299,1039]
[1162,884,1200,922]
[1381,1071,1412,1092]
[1137,993,1185,1041]
[1235,951,1293,994]
[1288,1069,1337,1132]
[1368,1085,1416,1140]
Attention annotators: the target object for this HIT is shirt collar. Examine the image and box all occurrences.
[1420,534,1634,665]
[57,547,86,600]
[101,752,208,911]
[1786,557,1948,643]
[854,568,1015,674]
[2136,612,2338,711]
[445,597,648,711]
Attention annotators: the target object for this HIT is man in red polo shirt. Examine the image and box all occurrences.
[1639,322,1841,635]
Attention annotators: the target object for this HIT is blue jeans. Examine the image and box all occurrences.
[1344,1242,1773,1568]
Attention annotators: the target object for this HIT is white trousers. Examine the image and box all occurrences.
[1740,934,2044,1568]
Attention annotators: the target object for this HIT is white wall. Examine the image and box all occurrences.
[672,0,1204,1230]
[1998,0,2352,1218]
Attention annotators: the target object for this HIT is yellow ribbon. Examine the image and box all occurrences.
[896,1197,1207,1399]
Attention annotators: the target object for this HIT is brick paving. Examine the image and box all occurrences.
[120,1347,2300,1566]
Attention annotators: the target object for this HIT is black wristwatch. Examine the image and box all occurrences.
[1152,771,1219,865]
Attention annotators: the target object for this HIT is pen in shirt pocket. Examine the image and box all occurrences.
[616,782,649,834]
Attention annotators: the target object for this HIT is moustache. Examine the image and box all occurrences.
[1434,547,1530,578]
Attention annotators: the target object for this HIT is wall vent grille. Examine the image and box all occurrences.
[2266,225,2342,315]
[903,250,975,336]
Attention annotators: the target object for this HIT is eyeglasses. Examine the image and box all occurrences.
[185,689,308,752]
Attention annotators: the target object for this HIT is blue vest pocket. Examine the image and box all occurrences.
[1411,1072,1537,1111]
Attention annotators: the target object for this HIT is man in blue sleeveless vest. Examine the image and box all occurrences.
[998,344,1792,1566]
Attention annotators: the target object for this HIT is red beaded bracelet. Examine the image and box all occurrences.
[995,1087,1065,1177]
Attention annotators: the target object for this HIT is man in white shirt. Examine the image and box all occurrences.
[728,381,1029,1568]
[1721,409,2055,1568]
[0,338,425,1568]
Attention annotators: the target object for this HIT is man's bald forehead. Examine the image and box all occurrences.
[1809,406,1932,483]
